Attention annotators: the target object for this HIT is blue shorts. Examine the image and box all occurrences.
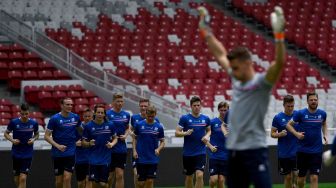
[12,157,32,176]
[53,156,75,176]
[278,157,297,175]
[209,158,228,176]
[89,164,110,183]
[297,152,322,177]
[183,154,206,175]
[75,163,89,181]
[110,153,127,171]
[136,163,157,181]
[227,148,272,188]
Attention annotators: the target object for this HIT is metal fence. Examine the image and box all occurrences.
[0,10,189,124]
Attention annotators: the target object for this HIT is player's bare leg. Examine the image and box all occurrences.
[195,170,204,188]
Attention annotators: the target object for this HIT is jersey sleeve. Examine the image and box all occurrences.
[205,116,211,127]
[133,122,139,136]
[75,114,81,127]
[6,119,15,132]
[33,121,39,133]
[158,125,164,139]
[47,116,56,131]
[292,110,301,123]
[126,113,130,128]
[271,115,279,129]
[178,115,186,129]
[110,122,116,136]
[130,116,135,127]
[323,111,327,122]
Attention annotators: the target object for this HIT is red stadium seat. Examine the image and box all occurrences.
[0,118,10,126]
[23,70,38,80]
[8,70,22,90]
[67,91,81,99]
[53,70,71,80]
[24,85,39,104]
[38,91,54,111]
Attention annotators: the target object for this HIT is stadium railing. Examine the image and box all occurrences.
[0,10,189,129]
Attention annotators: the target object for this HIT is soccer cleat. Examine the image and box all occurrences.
[322,150,335,166]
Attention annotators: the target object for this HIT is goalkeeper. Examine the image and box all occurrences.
[198,6,286,188]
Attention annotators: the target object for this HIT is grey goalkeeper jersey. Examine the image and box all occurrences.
[227,73,272,150]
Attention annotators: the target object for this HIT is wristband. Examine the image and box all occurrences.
[274,32,284,41]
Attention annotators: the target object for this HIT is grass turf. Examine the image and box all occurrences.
[157,183,336,188]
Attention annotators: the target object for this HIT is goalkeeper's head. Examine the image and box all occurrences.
[227,46,254,82]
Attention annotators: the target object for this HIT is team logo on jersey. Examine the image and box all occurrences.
[111,115,114,118]
[92,127,95,131]
[123,115,126,118]
[154,127,158,131]
[215,124,218,127]
[71,118,75,122]
[16,124,19,128]
[305,115,308,119]
[136,120,139,122]
[189,119,192,122]
[318,115,321,119]
[29,125,33,128]
[105,126,109,130]
[202,120,205,123]
[282,119,285,122]
[141,126,144,129]
[60,120,63,124]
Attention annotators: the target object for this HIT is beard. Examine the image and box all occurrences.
[309,103,318,110]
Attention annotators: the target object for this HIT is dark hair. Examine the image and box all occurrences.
[190,96,201,106]
[93,104,108,122]
[217,101,229,110]
[139,98,150,105]
[83,108,92,114]
[283,95,294,105]
[112,93,123,101]
[20,103,29,111]
[306,91,318,101]
[146,105,157,114]
[60,97,72,104]
[227,46,251,62]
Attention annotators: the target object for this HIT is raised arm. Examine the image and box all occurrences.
[198,7,230,71]
[265,6,286,84]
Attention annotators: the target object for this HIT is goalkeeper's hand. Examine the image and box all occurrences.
[198,6,212,38]
[271,6,285,40]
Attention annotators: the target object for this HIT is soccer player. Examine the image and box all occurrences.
[271,95,298,188]
[286,92,327,188]
[203,102,229,188]
[130,98,159,188]
[198,5,285,188]
[133,105,165,188]
[175,96,211,188]
[323,136,336,166]
[106,93,130,188]
[44,98,81,188]
[75,108,93,188]
[82,104,118,188]
[4,103,39,188]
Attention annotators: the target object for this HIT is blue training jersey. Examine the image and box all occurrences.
[207,117,228,161]
[134,120,164,164]
[82,121,116,165]
[47,112,81,157]
[178,113,210,156]
[106,109,130,153]
[7,118,39,159]
[130,114,160,128]
[293,108,327,153]
[75,122,90,164]
[272,111,298,158]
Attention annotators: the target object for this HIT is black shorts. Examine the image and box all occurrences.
[12,157,32,176]
[110,153,127,171]
[227,148,272,188]
[75,163,89,181]
[136,163,157,181]
[297,152,322,177]
[209,159,228,176]
[53,156,75,176]
[183,154,206,175]
[89,164,110,183]
[278,157,297,175]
